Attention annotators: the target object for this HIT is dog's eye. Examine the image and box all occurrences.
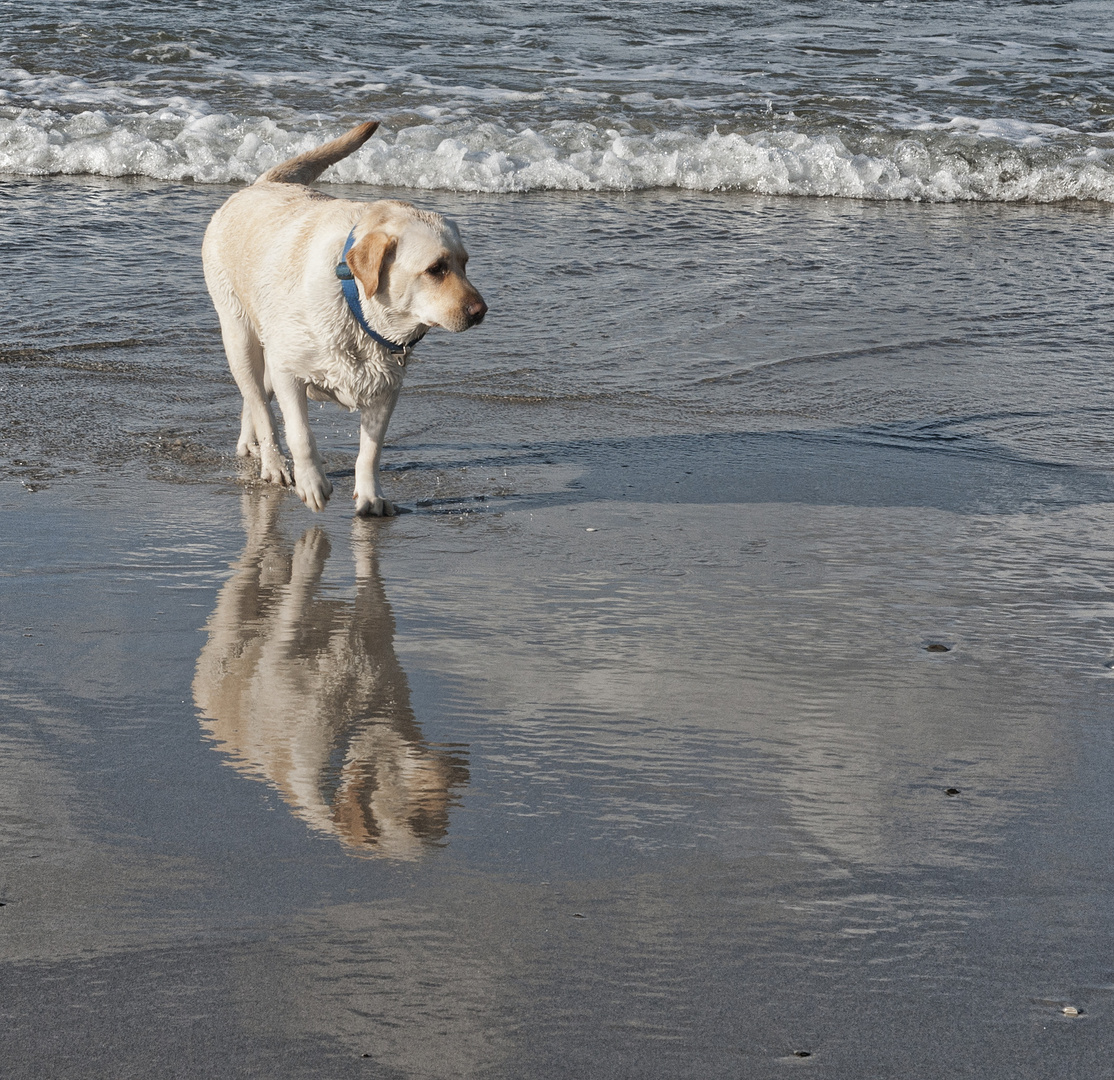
[426,261,448,278]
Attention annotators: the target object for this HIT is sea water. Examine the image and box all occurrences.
[3,0,1114,199]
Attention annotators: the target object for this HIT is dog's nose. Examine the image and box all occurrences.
[465,297,487,327]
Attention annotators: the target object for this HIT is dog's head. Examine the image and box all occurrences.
[346,200,487,334]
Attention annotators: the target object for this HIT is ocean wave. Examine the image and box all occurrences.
[2,108,1113,202]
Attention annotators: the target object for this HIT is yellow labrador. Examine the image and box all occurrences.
[202,120,487,515]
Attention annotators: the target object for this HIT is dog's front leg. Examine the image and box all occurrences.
[269,370,333,512]
[354,387,401,517]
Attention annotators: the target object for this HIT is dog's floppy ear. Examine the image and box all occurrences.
[346,231,396,297]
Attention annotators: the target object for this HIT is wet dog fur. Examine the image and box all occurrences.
[202,121,487,515]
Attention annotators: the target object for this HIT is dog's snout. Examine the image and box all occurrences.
[466,296,488,327]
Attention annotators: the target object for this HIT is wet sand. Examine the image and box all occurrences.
[4,435,1114,1077]
[4,179,1114,1077]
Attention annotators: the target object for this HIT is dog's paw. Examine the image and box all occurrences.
[258,445,293,486]
[353,492,396,517]
[259,460,293,487]
[236,438,260,459]
[295,468,333,512]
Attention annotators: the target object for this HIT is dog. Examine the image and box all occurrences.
[192,490,470,858]
[202,120,487,516]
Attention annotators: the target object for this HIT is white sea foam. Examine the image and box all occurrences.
[914,115,1084,144]
[2,107,1113,202]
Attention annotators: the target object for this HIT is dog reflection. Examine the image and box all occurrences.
[193,492,468,859]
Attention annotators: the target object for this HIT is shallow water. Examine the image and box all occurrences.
[4,177,1114,486]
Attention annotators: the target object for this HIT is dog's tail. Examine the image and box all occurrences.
[256,120,379,185]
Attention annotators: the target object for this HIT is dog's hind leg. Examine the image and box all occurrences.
[269,368,333,512]
[216,308,292,487]
[236,363,277,458]
[237,400,257,458]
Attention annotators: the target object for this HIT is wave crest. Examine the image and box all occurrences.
[2,109,1113,202]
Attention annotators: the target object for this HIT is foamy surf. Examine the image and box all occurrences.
[3,107,1113,202]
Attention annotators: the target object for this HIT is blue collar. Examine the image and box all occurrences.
[335,229,414,357]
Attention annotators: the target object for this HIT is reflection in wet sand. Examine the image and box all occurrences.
[193,492,468,859]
